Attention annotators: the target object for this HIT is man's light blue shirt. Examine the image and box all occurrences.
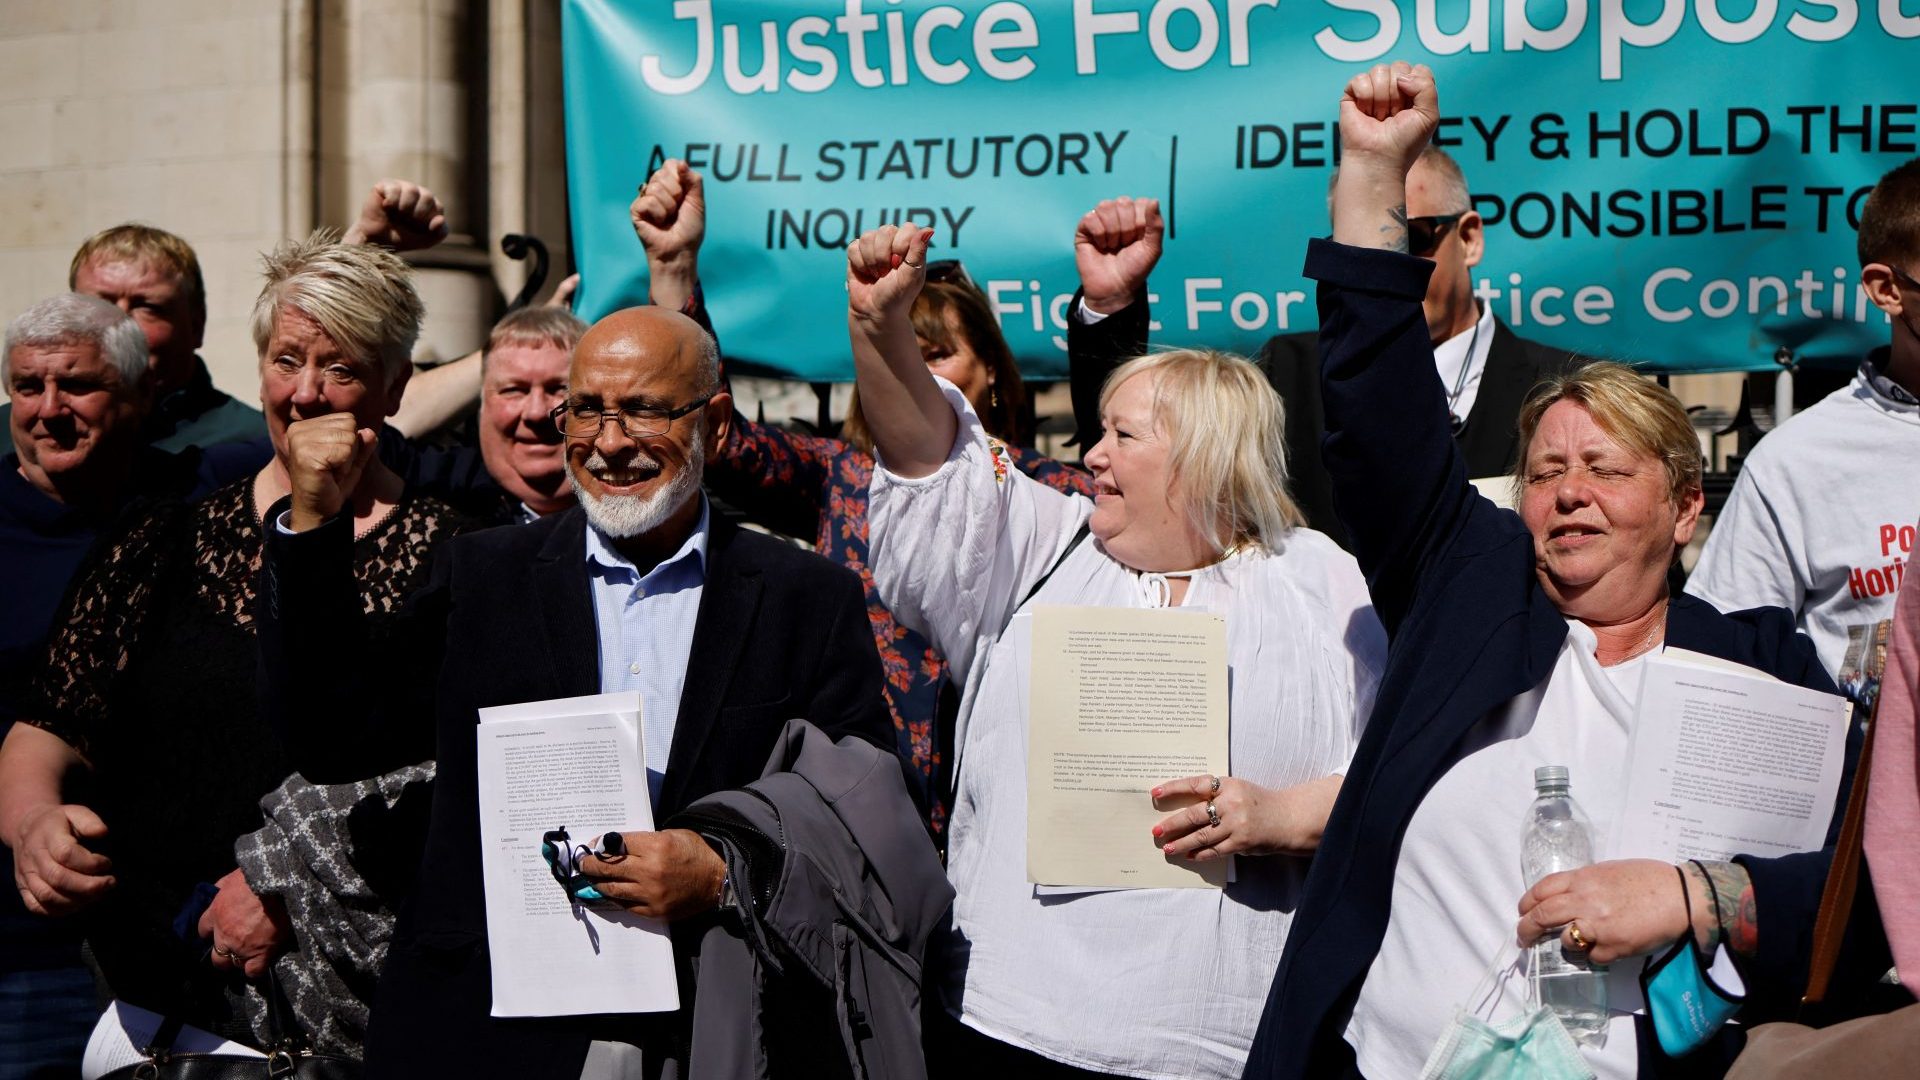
[584,498,709,811]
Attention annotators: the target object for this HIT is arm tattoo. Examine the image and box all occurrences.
[1691,860,1757,957]
[1380,204,1409,253]
[1729,880,1759,957]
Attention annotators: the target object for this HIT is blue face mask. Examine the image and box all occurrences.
[1420,947,1598,1080]
[1640,865,1746,1058]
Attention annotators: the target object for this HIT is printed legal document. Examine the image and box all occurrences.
[1610,654,1850,863]
[476,692,679,1017]
[1027,605,1229,889]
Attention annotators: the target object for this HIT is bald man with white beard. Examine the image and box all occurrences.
[256,305,918,1078]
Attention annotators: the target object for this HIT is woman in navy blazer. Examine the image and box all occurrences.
[1242,64,1894,1079]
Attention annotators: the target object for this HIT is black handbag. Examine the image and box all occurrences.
[99,965,360,1080]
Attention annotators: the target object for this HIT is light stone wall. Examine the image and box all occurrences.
[0,0,570,397]
[0,0,306,401]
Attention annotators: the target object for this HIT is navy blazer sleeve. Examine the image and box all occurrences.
[1065,289,1149,451]
[1304,239,1512,635]
[257,499,445,783]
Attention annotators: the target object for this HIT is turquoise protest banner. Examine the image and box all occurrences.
[562,0,1918,380]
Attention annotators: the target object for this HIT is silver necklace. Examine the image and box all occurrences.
[1609,604,1669,665]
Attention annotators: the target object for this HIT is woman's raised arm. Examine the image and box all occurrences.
[846,226,954,478]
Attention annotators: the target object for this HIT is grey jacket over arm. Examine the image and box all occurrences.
[666,719,953,1080]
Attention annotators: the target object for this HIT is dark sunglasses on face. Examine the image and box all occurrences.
[1408,214,1465,258]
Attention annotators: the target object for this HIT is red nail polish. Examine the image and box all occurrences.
[1151,787,1161,797]
[1151,825,1162,837]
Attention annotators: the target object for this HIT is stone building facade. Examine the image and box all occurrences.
[0,0,571,396]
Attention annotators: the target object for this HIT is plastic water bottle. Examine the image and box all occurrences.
[1520,765,1610,1048]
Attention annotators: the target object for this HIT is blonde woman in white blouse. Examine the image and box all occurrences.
[847,225,1388,1080]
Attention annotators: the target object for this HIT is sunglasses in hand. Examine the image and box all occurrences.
[541,826,627,907]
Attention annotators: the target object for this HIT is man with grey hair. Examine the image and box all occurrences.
[1,293,173,683]
[1258,146,1583,550]
[4,293,151,507]
[258,304,916,1077]
[0,293,189,1077]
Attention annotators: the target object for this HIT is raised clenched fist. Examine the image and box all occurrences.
[846,225,932,329]
[1338,61,1439,177]
[630,160,706,267]
[1075,196,1164,315]
[343,179,449,252]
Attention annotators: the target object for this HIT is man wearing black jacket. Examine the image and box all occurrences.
[1258,145,1582,551]
[258,305,898,1077]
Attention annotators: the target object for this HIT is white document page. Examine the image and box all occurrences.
[475,691,679,1017]
[1610,656,1850,863]
[1027,605,1229,890]
[82,1000,266,1076]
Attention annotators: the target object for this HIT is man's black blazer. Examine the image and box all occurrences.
[1239,241,1892,1079]
[1259,317,1578,552]
[258,503,892,1079]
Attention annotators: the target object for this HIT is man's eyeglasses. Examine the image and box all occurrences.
[1892,264,1920,292]
[1407,214,1464,258]
[550,395,714,440]
[541,826,625,905]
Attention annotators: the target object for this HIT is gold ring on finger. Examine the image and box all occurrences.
[1566,923,1591,951]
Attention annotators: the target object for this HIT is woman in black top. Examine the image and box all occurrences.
[0,234,483,1053]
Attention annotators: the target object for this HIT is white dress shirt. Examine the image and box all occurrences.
[1433,300,1497,429]
[584,498,710,812]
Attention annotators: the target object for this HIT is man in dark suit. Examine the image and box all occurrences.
[258,306,895,1077]
[1258,145,1579,551]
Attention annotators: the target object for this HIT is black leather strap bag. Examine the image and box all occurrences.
[99,965,359,1080]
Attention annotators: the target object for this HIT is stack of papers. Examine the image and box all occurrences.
[1610,651,1851,863]
[475,692,679,1017]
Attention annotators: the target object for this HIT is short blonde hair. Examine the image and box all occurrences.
[70,223,206,322]
[250,231,423,387]
[1100,349,1303,550]
[1512,361,1703,504]
[483,305,588,374]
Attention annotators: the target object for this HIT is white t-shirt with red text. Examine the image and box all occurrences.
[1687,363,1920,706]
